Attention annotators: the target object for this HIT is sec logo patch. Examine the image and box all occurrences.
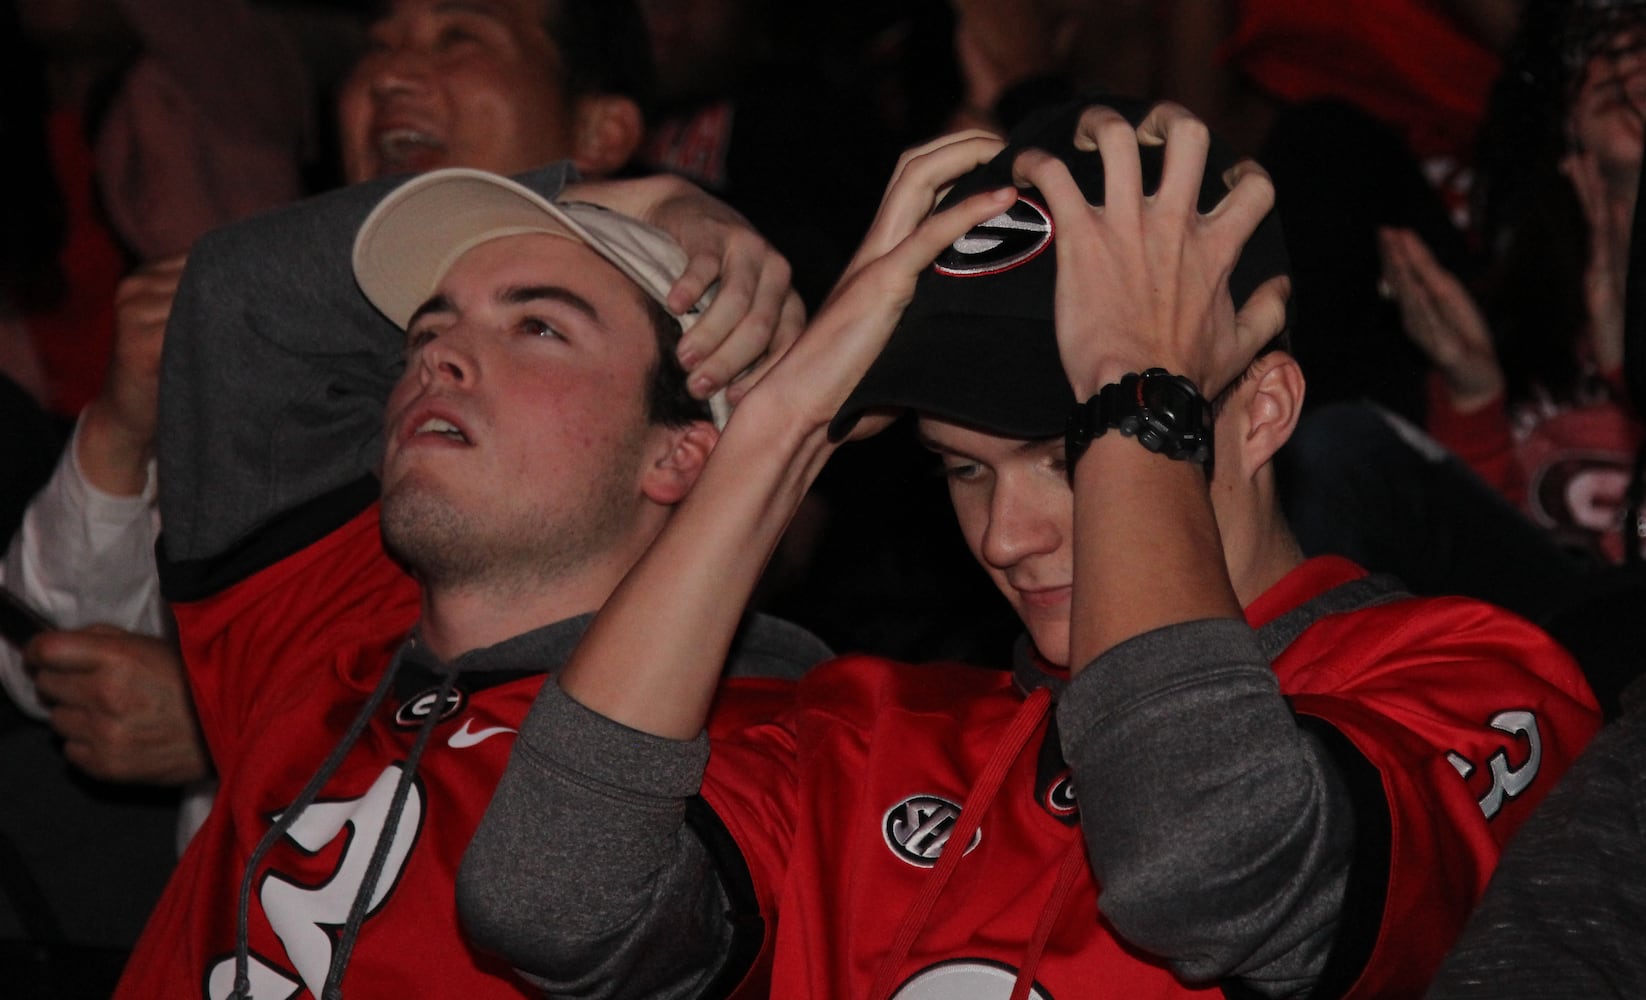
[884,794,982,867]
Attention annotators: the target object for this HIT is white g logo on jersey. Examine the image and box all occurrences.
[205,764,424,998]
[891,960,1052,999]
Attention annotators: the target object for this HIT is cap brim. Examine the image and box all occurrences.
[829,312,1075,441]
[351,167,731,427]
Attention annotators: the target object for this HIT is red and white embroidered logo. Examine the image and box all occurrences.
[393,685,465,729]
[933,197,1052,277]
[1041,770,1077,819]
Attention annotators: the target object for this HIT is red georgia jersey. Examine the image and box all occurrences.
[117,505,549,999]
[700,557,1601,999]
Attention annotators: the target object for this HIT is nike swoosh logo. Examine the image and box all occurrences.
[447,719,518,749]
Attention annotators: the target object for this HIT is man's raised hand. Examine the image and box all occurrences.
[1012,102,1285,401]
[751,131,1011,440]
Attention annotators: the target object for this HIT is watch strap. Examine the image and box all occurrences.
[1064,369,1212,469]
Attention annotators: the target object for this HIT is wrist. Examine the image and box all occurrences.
[1440,371,1503,414]
[1070,353,1202,400]
[1069,362,1147,401]
[1588,318,1626,374]
[723,381,837,459]
[76,400,155,497]
[1066,369,1213,471]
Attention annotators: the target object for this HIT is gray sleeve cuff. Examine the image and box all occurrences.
[517,680,710,800]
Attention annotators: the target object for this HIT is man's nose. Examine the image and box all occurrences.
[980,475,1064,570]
[366,43,430,100]
[418,328,480,387]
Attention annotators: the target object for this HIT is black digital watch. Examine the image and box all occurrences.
[1064,368,1213,469]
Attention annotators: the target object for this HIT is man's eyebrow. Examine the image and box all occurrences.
[1015,435,1063,456]
[914,427,974,459]
[499,285,602,325]
[408,294,455,330]
[913,427,947,453]
[432,0,506,20]
[372,0,503,28]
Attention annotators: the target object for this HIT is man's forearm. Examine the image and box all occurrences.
[8,421,162,632]
[1067,436,1242,668]
[1,429,163,717]
[557,387,830,740]
[1061,618,1354,995]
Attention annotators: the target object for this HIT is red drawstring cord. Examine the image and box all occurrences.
[868,688,1054,1000]
[1009,837,1086,1000]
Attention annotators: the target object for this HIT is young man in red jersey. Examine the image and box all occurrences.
[111,170,826,999]
[459,98,1603,998]
[8,0,793,868]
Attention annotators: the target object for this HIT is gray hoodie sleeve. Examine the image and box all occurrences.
[460,615,822,997]
[459,682,739,1000]
[1058,618,1357,998]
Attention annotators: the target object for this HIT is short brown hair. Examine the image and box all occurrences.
[641,296,712,428]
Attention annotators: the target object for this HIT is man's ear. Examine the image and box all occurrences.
[568,95,645,177]
[640,421,719,505]
[1230,351,1305,477]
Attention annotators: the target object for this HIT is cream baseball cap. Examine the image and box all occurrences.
[353,167,727,425]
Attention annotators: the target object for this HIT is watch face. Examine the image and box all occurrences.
[1138,372,1210,463]
[1142,376,1194,424]
[1069,371,1212,468]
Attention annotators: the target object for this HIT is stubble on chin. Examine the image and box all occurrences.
[381,483,490,588]
[379,465,641,598]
